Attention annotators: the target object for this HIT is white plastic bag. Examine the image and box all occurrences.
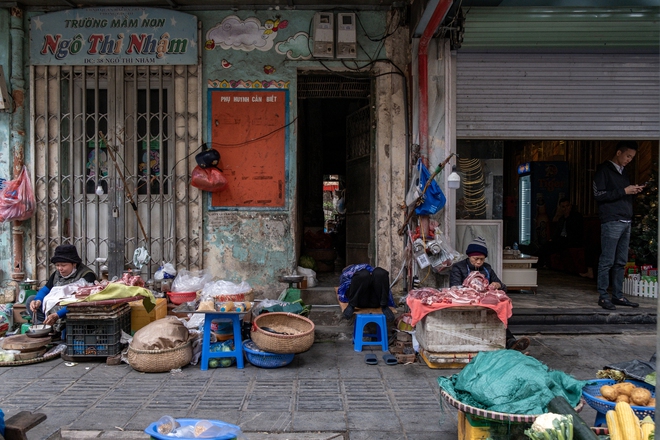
[154,262,177,281]
[170,269,213,292]
[297,266,317,288]
[201,280,252,297]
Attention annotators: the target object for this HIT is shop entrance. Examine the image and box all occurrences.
[456,139,658,283]
[296,74,372,280]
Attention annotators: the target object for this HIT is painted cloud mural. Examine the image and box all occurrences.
[275,32,312,60]
[206,15,288,52]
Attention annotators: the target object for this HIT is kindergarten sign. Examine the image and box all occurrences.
[30,7,198,65]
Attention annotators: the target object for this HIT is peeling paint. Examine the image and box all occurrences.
[12,89,23,107]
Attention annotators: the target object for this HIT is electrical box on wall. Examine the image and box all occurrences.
[336,13,357,59]
[313,12,334,58]
[0,66,9,111]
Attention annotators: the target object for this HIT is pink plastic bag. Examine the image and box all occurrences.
[190,165,227,192]
[0,166,36,222]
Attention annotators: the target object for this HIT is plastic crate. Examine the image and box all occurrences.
[66,306,131,357]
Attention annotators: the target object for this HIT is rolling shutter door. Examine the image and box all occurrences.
[456,52,660,140]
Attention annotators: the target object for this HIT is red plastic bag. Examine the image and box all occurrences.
[191,166,227,192]
[0,166,35,222]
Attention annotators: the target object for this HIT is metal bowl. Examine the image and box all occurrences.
[26,324,52,338]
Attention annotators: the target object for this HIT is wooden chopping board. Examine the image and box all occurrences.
[1,334,51,351]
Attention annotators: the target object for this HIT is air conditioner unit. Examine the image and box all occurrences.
[336,13,357,59]
[0,66,9,111]
[312,12,334,58]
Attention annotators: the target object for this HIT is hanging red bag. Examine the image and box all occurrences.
[0,166,36,222]
[190,165,228,193]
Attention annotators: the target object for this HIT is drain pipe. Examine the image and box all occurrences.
[9,7,26,285]
[418,0,453,164]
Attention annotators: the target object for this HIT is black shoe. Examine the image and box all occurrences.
[382,307,395,323]
[611,297,639,308]
[342,304,355,320]
[507,337,530,352]
[598,299,616,310]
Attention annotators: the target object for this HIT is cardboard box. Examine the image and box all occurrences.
[415,306,506,353]
[129,298,167,333]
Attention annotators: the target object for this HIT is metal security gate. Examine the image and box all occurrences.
[31,65,202,281]
[345,104,373,266]
[456,52,660,139]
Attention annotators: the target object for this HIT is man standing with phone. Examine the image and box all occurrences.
[593,141,645,310]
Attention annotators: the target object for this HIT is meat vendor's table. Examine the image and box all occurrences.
[195,311,245,371]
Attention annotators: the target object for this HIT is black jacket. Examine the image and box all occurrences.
[449,259,507,292]
[592,161,634,223]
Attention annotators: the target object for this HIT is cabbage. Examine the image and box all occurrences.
[299,255,316,270]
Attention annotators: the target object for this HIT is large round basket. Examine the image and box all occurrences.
[127,340,193,373]
[251,312,315,354]
[439,388,584,424]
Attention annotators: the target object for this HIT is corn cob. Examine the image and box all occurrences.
[640,415,655,440]
[607,409,623,440]
[615,401,641,440]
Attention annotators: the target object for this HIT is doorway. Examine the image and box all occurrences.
[296,73,372,281]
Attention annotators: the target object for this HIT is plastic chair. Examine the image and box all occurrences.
[353,313,388,352]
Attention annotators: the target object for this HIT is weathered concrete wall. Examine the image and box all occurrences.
[0,8,16,300]
[199,10,408,297]
[374,26,410,294]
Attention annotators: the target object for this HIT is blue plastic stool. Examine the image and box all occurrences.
[353,313,388,352]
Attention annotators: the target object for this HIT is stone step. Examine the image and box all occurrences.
[509,307,657,326]
[300,286,339,306]
[509,323,657,335]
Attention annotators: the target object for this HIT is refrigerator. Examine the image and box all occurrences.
[518,161,570,248]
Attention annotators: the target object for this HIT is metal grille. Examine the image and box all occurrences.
[297,75,370,99]
[346,105,371,160]
[31,64,202,282]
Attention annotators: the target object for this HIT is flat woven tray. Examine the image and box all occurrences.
[67,295,143,308]
[0,343,66,367]
[439,388,584,423]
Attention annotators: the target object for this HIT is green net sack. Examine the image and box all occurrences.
[437,350,587,415]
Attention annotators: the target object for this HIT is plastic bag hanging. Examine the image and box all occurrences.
[0,166,36,222]
[191,165,228,192]
[412,159,446,215]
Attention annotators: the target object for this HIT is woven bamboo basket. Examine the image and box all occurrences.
[127,340,193,373]
[251,312,315,354]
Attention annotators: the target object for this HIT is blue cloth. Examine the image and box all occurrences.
[0,407,5,437]
[414,159,446,216]
[337,264,395,307]
[597,221,631,300]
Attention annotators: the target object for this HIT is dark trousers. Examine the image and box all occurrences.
[345,268,390,308]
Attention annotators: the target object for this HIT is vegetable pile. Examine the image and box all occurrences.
[524,413,573,440]
[599,382,655,407]
[606,401,655,440]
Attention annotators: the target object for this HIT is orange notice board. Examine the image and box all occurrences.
[209,89,288,208]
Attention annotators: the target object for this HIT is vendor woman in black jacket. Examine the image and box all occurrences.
[450,237,530,352]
